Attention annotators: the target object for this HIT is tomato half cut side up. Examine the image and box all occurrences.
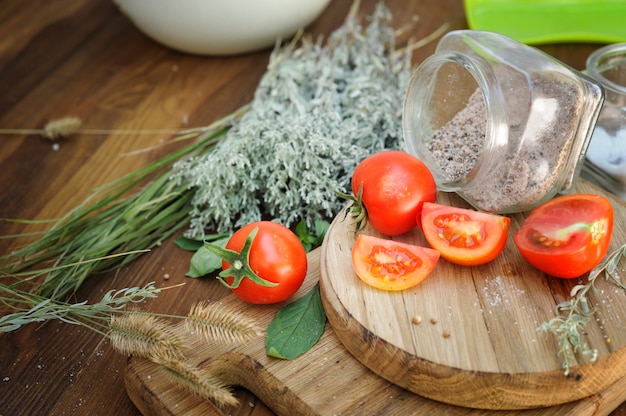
[421,202,510,266]
[513,193,613,279]
[351,235,440,291]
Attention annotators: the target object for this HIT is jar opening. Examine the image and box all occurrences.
[587,43,626,105]
[584,43,626,192]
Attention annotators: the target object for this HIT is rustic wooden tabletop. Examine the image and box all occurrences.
[0,0,624,415]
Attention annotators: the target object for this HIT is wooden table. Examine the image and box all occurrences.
[0,0,624,415]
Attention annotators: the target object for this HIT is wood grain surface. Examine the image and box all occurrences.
[125,245,626,416]
[320,180,626,410]
[0,1,624,416]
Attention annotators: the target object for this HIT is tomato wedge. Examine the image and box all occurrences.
[421,202,510,266]
[513,193,613,279]
[352,235,440,291]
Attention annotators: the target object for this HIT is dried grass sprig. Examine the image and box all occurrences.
[0,281,163,334]
[43,116,82,140]
[538,243,626,375]
[108,300,261,409]
[1,2,423,408]
[0,116,223,141]
[109,312,185,358]
[152,352,239,408]
[185,300,263,344]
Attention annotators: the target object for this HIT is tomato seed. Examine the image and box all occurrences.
[528,229,564,248]
[443,330,451,338]
[412,315,422,325]
[430,317,438,324]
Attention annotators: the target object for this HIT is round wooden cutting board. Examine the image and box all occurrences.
[319,180,626,410]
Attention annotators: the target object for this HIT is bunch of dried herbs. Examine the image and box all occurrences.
[173,2,414,237]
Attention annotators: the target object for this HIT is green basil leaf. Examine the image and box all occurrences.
[265,283,326,360]
[186,236,229,278]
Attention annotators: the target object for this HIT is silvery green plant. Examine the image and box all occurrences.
[174,3,413,237]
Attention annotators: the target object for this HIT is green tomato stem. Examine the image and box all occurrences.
[335,182,367,232]
[203,227,278,289]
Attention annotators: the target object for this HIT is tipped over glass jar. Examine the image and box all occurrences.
[403,30,604,214]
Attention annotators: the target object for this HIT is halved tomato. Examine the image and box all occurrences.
[352,235,439,291]
[421,202,510,266]
[513,193,613,279]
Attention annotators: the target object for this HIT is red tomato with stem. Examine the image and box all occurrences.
[209,221,308,304]
[513,193,613,278]
[351,150,437,236]
[352,234,440,291]
[421,202,510,266]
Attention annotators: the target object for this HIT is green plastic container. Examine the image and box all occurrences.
[464,0,626,44]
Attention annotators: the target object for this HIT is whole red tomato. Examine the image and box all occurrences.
[218,221,308,304]
[514,194,613,278]
[351,150,437,236]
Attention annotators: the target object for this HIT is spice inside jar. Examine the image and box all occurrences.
[403,30,604,214]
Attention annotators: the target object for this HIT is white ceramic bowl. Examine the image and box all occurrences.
[113,0,331,55]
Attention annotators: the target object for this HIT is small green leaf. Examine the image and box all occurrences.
[265,283,326,360]
[175,237,204,251]
[186,236,229,278]
[295,219,330,252]
[313,220,330,244]
[175,234,229,252]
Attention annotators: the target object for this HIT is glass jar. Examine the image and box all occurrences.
[583,43,626,198]
[403,30,604,213]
